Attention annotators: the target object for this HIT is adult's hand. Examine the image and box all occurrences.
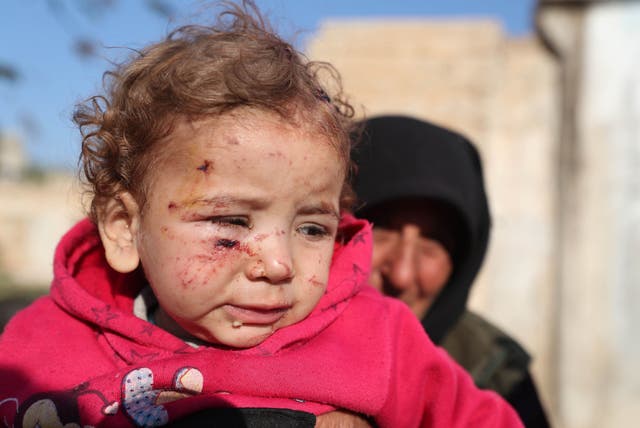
[315,410,372,428]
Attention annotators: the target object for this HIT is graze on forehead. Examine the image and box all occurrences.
[196,159,213,173]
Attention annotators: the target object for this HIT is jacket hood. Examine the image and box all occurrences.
[49,214,372,357]
[352,115,491,344]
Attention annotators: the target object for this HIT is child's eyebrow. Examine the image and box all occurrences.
[180,194,270,209]
[175,196,339,219]
[298,202,340,220]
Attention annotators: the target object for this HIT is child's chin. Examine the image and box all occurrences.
[214,326,275,349]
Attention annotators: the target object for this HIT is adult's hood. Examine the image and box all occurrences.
[352,115,491,344]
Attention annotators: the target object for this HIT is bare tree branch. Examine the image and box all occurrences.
[0,64,20,83]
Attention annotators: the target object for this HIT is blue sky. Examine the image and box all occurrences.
[0,0,536,169]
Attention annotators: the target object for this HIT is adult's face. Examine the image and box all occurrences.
[364,199,454,319]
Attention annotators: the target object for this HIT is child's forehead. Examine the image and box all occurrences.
[142,110,346,209]
[150,110,343,176]
[164,109,336,153]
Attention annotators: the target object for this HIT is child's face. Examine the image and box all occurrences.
[111,110,344,348]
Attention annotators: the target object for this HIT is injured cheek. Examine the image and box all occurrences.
[307,275,325,288]
[177,237,257,289]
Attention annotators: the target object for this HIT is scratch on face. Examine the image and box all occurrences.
[160,226,175,239]
[254,233,268,242]
[307,275,325,288]
[209,238,256,256]
[179,257,212,289]
[177,237,257,289]
[196,159,213,173]
[179,246,229,289]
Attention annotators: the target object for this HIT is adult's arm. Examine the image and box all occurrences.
[376,301,524,427]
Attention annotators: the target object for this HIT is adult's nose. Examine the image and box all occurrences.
[246,231,295,284]
[385,224,420,291]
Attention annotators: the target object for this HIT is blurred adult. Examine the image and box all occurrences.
[352,115,550,427]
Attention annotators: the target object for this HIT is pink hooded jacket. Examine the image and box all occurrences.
[0,215,522,427]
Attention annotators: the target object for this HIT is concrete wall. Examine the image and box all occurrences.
[538,1,640,427]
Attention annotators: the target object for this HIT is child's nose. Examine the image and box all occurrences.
[246,234,295,283]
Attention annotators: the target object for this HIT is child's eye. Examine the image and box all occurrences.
[210,216,251,228]
[297,224,330,240]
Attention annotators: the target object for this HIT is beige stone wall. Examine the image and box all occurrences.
[0,173,84,288]
[308,18,560,424]
[0,134,28,179]
[308,19,505,140]
[481,35,560,412]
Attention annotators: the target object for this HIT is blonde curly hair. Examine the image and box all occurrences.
[74,0,356,222]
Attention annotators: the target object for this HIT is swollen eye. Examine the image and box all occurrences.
[227,218,247,226]
[216,239,238,248]
[309,227,326,236]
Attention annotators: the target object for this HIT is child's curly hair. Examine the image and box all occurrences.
[74,0,356,222]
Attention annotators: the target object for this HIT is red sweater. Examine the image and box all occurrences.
[0,216,522,427]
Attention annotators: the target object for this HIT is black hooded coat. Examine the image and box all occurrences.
[352,115,550,428]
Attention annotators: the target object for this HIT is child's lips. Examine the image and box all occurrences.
[224,304,289,325]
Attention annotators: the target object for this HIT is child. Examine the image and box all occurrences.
[0,2,523,427]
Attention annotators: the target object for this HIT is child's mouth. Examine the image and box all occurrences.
[223,304,289,326]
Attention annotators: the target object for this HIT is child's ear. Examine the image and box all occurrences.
[98,192,141,273]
